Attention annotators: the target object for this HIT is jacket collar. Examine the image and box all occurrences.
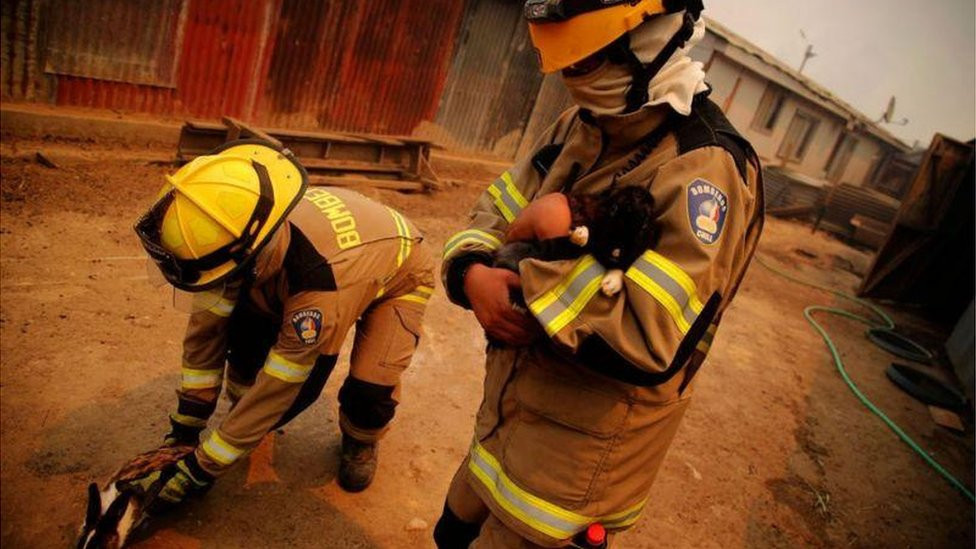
[581,102,671,150]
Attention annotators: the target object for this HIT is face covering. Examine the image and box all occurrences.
[561,59,634,116]
[560,13,708,116]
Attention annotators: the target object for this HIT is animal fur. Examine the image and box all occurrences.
[77,444,194,549]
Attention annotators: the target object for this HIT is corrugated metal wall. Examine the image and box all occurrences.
[1,0,50,101]
[435,0,546,156]
[48,0,274,118]
[260,0,465,134]
[2,0,464,136]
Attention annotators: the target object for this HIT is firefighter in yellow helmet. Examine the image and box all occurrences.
[122,140,434,514]
[434,1,763,547]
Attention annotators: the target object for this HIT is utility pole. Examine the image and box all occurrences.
[798,30,816,74]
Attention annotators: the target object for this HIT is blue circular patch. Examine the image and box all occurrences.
[686,179,728,245]
[291,309,323,345]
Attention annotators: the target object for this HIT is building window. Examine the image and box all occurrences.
[778,111,820,162]
[824,132,858,181]
[752,84,786,133]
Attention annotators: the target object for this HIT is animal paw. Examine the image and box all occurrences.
[569,225,589,246]
[601,269,624,296]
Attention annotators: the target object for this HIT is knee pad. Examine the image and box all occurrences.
[433,502,482,549]
[337,377,397,430]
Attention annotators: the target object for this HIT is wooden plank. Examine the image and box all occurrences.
[299,157,404,174]
[767,205,814,218]
[222,116,283,148]
[308,175,426,193]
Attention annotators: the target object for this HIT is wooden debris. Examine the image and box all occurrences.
[34,151,59,169]
[928,405,965,432]
[308,175,426,193]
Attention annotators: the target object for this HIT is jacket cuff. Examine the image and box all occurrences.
[445,252,493,309]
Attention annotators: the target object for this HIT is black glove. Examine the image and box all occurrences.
[123,451,214,516]
[163,418,204,446]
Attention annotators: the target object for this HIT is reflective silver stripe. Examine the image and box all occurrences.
[180,367,222,389]
[487,172,528,222]
[201,431,244,466]
[467,441,647,540]
[442,229,501,259]
[529,256,605,336]
[625,251,703,334]
[468,444,580,538]
[262,351,313,383]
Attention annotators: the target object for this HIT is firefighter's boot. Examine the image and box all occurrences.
[338,434,378,492]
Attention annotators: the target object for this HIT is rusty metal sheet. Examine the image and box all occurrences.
[435,0,546,156]
[6,0,463,139]
[43,0,186,87]
[1,0,48,101]
[53,0,274,118]
[257,0,465,135]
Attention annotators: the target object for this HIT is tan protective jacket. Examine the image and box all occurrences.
[174,187,432,475]
[441,95,764,546]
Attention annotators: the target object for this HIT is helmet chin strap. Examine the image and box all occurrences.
[613,9,700,113]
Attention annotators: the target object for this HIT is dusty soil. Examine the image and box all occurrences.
[1,141,973,548]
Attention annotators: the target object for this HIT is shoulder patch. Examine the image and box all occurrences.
[290,309,323,345]
[686,179,728,245]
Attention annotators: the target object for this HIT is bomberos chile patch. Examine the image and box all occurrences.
[291,309,323,345]
[686,178,728,245]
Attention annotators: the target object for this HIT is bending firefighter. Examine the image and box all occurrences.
[435,1,764,547]
[127,140,434,513]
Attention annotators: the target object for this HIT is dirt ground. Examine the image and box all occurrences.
[1,140,973,548]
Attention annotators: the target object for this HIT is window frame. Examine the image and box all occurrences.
[751,84,787,134]
[777,110,820,163]
[824,131,858,181]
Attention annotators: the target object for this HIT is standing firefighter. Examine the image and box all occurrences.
[434,1,763,547]
[129,140,433,511]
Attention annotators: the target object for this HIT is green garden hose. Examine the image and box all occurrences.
[755,255,975,502]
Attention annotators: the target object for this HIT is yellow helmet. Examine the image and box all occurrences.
[524,0,702,73]
[135,139,308,291]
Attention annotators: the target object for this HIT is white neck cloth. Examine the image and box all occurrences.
[561,14,708,117]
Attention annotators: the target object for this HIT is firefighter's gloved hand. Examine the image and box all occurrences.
[124,452,214,516]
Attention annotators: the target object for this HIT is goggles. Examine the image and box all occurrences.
[524,0,700,23]
[134,159,275,291]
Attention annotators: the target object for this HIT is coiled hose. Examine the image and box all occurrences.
[756,255,975,502]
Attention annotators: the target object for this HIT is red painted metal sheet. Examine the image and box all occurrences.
[10,0,464,137]
[55,0,272,119]
[255,0,465,135]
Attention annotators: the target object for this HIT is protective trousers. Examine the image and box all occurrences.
[223,240,432,444]
[436,462,597,548]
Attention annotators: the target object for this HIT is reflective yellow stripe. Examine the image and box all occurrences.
[194,291,236,317]
[225,379,250,401]
[201,431,244,466]
[625,250,704,334]
[387,207,413,268]
[180,367,223,390]
[395,285,434,306]
[262,351,314,383]
[467,441,646,540]
[528,256,605,336]
[170,412,207,428]
[486,171,528,223]
[442,229,501,259]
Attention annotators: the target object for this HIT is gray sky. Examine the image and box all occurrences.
[704,0,975,147]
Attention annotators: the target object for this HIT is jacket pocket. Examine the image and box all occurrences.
[502,361,631,508]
